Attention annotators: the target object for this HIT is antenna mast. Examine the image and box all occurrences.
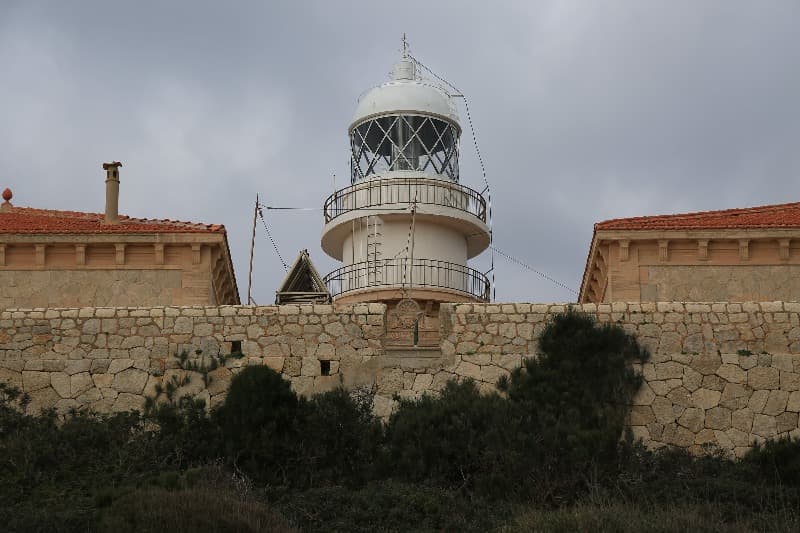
[247,193,258,304]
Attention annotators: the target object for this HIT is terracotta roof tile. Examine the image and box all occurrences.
[595,201,800,231]
[0,206,225,234]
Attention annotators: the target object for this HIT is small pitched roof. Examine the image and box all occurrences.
[595,201,800,232]
[275,250,331,304]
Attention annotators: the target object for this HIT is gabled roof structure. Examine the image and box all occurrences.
[580,201,800,303]
[275,250,331,304]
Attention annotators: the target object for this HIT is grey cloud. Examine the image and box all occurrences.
[1,1,798,303]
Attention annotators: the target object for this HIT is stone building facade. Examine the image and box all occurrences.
[0,164,239,308]
[580,202,800,303]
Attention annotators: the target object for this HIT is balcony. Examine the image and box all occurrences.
[323,177,487,224]
[324,258,490,302]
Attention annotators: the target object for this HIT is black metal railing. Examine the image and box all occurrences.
[323,178,487,223]
[323,258,490,301]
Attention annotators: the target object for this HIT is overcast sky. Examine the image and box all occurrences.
[2,1,799,304]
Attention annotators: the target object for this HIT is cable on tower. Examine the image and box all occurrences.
[491,246,578,295]
[257,206,289,272]
[409,54,496,300]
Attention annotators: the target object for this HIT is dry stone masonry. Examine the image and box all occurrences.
[2,301,800,456]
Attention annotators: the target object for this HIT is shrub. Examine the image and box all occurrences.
[293,387,383,488]
[214,366,302,484]
[500,309,648,470]
[744,437,800,486]
[384,380,526,496]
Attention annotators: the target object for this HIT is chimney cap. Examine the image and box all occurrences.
[102,161,123,170]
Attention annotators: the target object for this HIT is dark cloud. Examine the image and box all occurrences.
[2,1,799,303]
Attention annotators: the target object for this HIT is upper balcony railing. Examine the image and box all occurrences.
[323,177,487,224]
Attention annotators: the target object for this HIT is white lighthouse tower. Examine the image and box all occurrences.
[321,43,491,311]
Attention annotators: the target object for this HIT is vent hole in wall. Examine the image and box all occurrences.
[320,360,331,376]
[231,340,242,355]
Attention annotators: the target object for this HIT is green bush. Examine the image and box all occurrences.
[501,309,648,470]
[384,379,526,496]
[276,480,505,533]
[744,437,800,486]
[214,365,302,484]
[293,387,383,488]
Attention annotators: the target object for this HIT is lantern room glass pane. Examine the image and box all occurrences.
[351,114,459,183]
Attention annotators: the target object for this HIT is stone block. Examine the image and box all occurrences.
[480,365,508,385]
[780,371,800,391]
[70,372,93,398]
[655,362,685,380]
[92,373,113,389]
[691,388,721,410]
[412,373,434,391]
[716,364,747,384]
[173,317,193,334]
[632,382,656,406]
[50,372,71,398]
[630,405,656,426]
[22,371,50,392]
[652,397,679,424]
[763,390,789,416]
[377,368,404,394]
[719,383,751,410]
[772,354,795,371]
[749,389,770,413]
[682,367,703,392]
[263,356,285,372]
[748,367,779,390]
[112,393,145,413]
[454,361,482,381]
[663,424,694,447]
[113,368,149,394]
[677,407,705,433]
[691,354,722,375]
[462,353,492,365]
[301,357,321,377]
[752,414,778,438]
[705,406,732,430]
[323,322,345,337]
[666,387,692,407]
[777,411,799,434]
[788,391,800,412]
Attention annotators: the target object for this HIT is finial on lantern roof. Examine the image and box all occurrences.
[392,34,416,81]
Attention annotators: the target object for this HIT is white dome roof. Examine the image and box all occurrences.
[350,59,460,130]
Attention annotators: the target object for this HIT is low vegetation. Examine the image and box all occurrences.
[1,310,799,532]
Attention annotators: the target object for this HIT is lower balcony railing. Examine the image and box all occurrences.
[324,258,490,301]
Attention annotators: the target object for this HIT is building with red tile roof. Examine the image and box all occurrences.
[0,164,239,308]
[580,202,800,304]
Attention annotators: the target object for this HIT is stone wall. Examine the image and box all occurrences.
[0,270,184,309]
[2,301,800,456]
[440,301,800,457]
[644,265,800,302]
[0,304,385,414]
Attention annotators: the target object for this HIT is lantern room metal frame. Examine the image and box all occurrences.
[350,113,461,183]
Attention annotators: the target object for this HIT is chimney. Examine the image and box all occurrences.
[102,161,122,224]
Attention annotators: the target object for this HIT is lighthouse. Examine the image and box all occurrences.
[321,44,491,312]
